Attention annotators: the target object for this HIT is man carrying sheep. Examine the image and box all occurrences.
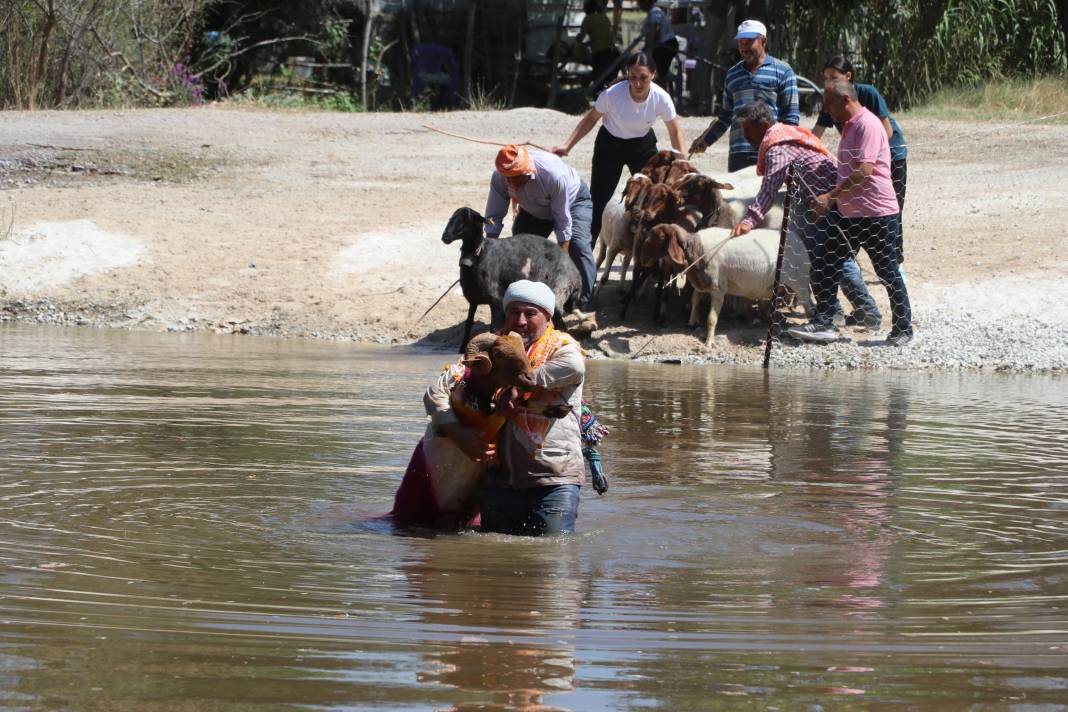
[485,145,597,314]
[803,79,914,347]
[426,280,587,536]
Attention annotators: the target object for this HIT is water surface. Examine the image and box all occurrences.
[1,325,1066,709]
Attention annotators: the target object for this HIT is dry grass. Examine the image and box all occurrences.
[904,76,1068,123]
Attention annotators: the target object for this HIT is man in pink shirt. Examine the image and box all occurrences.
[793,79,913,347]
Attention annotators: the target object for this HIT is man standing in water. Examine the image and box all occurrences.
[427,280,586,536]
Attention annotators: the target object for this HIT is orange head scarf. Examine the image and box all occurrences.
[495,144,536,177]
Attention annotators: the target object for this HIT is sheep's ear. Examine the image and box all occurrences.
[461,353,493,375]
[711,181,734,191]
[667,230,687,267]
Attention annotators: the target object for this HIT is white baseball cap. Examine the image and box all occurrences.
[735,19,767,39]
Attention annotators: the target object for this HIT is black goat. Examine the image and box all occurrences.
[442,207,582,352]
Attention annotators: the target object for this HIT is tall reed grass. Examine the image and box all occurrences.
[780,0,1067,110]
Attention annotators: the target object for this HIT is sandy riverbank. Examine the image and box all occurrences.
[1,106,1066,370]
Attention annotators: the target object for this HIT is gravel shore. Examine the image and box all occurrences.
[2,107,1066,373]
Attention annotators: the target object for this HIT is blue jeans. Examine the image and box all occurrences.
[513,181,595,310]
[478,482,580,536]
[839,257,881,318]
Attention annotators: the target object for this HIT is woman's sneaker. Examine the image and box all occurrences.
[785,322,839,344]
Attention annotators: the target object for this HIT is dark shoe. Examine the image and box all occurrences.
[885,330,914,347]
[786,322,839,344]
[844,310,883,328]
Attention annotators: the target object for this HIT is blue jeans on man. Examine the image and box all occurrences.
[478,482,581,536]
[512,181,595,311]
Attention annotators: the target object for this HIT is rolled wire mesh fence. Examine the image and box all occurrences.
[763,152,912,366]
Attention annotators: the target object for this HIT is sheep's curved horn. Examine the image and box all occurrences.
[464,332,497,359]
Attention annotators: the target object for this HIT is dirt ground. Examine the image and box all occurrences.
[1,106,1066,362]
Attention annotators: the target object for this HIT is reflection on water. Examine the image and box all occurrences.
[1,325,1067,709]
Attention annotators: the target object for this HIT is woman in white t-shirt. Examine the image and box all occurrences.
[552,53,684,249]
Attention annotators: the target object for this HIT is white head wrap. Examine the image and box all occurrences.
[502,280,555,316]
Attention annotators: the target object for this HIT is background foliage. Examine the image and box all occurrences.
[776,0,1066,109]
[1,0,1065,111]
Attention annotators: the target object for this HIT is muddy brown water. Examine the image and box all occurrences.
[1,324,1066,710]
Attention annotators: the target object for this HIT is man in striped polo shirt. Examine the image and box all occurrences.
[689,19,800,172]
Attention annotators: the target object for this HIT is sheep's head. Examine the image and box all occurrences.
[622,174,652,210]
[442,207,488,246]
[461,331,536,389]
[639,224,689,270]
[674,175,734,226]
[663,160,698,185]
[639,149,680,180]
[640,183,681,223]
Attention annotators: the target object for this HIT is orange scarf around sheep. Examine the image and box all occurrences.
[756,123,833,176]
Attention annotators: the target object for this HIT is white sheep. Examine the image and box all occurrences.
[720,182,814,316]
[594,174,650,293]
[646,224,811,345]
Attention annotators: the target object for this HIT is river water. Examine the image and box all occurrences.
[1,324,1066,710]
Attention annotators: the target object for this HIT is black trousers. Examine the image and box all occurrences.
[891,158,908,262]
[590,126,658,246]
[814,212,912,336]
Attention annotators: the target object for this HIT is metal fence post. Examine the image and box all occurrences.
[763,163,795,369]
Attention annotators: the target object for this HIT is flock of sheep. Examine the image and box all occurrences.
[442,150,813,350]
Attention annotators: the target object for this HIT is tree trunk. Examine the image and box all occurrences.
[29,0,57,110]
[360,2,374,108]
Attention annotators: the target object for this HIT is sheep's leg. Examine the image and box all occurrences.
[594,240,607,271]
[621,268,648,320]
[459,303,477,353]
[689,290,703,328]
[652,275,666,325]
[619,252,632,290]
[704,290,725,347]
[596,246,619,295]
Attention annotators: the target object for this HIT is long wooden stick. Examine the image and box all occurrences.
[414,278,461,326]
[422,124,552,153]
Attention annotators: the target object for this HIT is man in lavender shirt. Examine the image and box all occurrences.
[791,80,914,347]
[485,145,596,312]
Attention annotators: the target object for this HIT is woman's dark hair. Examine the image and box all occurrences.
[583,0,600,13]
[823,55,856,79]
[626,52,657,73]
